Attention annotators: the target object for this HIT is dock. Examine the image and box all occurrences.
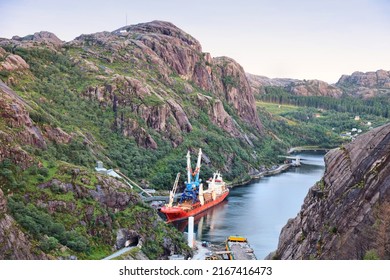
[225,236,257,260]
[287,146,329,154]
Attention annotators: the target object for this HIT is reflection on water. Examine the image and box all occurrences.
[172,152,325,259]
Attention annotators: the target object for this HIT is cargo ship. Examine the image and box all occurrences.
[225,236,257,260]
[160,149,229,223]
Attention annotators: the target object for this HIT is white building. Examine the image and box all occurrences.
[95,161,122,179]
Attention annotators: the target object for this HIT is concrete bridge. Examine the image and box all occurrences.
[278,155,303,166]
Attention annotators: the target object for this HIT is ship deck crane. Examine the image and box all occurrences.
[167,173,180,207]
[180,148,203,203]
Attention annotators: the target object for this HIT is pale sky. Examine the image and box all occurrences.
[1,0,389,83]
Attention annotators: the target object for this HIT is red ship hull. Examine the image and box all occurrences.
[160,190,229,223]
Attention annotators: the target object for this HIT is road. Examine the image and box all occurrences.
[102,246,136,260]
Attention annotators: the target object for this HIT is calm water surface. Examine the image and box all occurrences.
[173,152,325,259]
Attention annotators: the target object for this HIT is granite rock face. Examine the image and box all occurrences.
[212,57,263,131]
[196,93,240,137]
[337,70,390,98]
[0,47,30,72]
[246,73,299,94]
[0,82,46,168]
[247,73,343,98]
[11,31,64,48]
[248,69,390,99]
[286,79,343,98]
[275,123,390,259]
[72,20,264,146]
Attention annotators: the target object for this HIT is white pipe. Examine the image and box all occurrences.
[188,216,194,248]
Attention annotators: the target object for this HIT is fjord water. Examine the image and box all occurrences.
[174,152,326,259]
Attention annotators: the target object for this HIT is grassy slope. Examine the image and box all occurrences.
[0,46,193,259]
[256,99,389,149]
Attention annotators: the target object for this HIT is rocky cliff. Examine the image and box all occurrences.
[247,73,343,98]
[246,73,299,94]
[0,81,46,168]
[0,20,268,181]
[285,79,343,98]
[69,20,263,147]
[10,31,64,50]
[274,123,390,259]
[248,69,390,99]
[336,70,390,98]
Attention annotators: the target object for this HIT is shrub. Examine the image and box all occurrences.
[38,167,49,177]
[62,231,90,252]
[40,236,59,252]
[37,175,46,183]
[49,222,66,239]
[8,198,90,253]
[29,165,39,175]
[363,250,380,260]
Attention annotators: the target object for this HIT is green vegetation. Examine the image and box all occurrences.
[2,34,390,261]
[257,105,342,148]
[0,159,26,193]
[8,196,89,253]
[256,87,390,149]
[9,46,384,193]
[260,86,390,118]
[0,155,190,259]
[256,101,299,115]
[4,46,281,190]
[222,75,238,88]
[363,250,380,260]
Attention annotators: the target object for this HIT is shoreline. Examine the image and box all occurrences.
[227,146,332,189]
[227,163,292,188]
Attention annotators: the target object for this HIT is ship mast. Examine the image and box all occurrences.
[186,151,192,184]
[180,148,203,203]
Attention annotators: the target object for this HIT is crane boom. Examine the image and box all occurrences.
[168,172,180,207]
[194,148,202,182]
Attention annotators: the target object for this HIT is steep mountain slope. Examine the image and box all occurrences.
[337,69,390,98]
[274,123,390,259]
[1,20,267,186]
[0,81,190,259]
[68,20,263,142]
[0,20,274,259]
[0,188,49,259]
